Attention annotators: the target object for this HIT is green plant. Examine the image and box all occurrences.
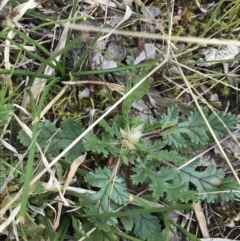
[1,0,240,240]
[0,104,14,135]
[16,73,240,240]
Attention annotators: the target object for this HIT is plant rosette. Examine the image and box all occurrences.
[120,123,144,150]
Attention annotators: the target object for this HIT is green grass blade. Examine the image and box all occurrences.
[81,204,192,218]
[19,90,39,218]
[200,0,227,38]
[61,0,79,69]
[52,216,70,241]
[71,27,104,73]
[19,79,57,218]
[114,230,143,241]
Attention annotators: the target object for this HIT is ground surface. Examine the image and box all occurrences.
[0,0,240,240]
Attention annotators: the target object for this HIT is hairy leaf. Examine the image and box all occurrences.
[83,131,118,157]
[150,179,198,202]
[177,161,240,202]
[18,118,85,161]
[208,110,239,138]
[71,215,85,239]
[161,105,179,123]
[83,167,129,231]
[82,132,109,157]
[84,190,118,232]
[122,73,150,118]
[99,119,120,138]
[137,139,167,154]
[149,167,197,202]
[178,160,224,191]
[145,150,186,166]
[136,140,186,166]
[131,213,164,241]
[131,151,186,186]
[131,162,150,185]
[162,128,187,149]
[0,104,14,134]
[120,216,134,231]
[143,119,164,132]
[85,167,129,205]
[132,162,198,202]
[206,177,240,202]
[101,132,119,156]
[161,106,239,152]
[0,161,5,192]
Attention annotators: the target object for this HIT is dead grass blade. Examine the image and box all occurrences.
[192,202,210,238]
[174,57,240,185]
[65,23,240,47]
[62,80,125,94]
[53,153,86,231]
